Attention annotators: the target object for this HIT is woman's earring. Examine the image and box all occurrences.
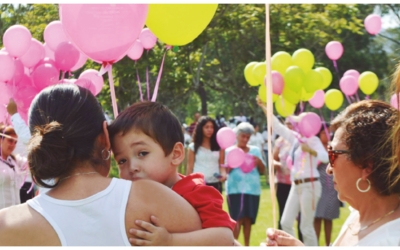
[356,178,371,193]
[102,148,111,161]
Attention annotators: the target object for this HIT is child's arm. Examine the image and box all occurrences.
[129,216,234,246]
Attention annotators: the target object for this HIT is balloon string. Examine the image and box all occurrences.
[333,60,339,75]
[350,95,355,102]
[355,92,361,102]
[146,67,150,101]
[136,67,144,102]
[345,94,352,105]
[319,109,331,141]
[366,95,370,100]
[300,101,304,113]
[151,47,170,102]
[27,180,34,194]
[107,64,119,118]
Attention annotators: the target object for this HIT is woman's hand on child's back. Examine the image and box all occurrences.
[129,215,173,246]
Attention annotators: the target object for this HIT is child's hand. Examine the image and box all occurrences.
[129,215,172,246]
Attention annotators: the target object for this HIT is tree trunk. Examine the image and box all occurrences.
[198,81,207,115]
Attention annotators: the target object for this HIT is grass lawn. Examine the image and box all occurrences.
[221,175,350,246]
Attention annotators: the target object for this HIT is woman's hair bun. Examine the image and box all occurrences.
[28,121,74,188]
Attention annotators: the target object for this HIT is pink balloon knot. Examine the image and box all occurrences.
[165,45,173,50]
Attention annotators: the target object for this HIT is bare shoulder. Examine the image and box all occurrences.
[0,203,60,246]
[125,179,201,235]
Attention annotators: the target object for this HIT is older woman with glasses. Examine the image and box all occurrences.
[265,100,400,246]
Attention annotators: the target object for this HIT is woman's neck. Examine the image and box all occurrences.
[201,137,211,148]
[354,192,400,225]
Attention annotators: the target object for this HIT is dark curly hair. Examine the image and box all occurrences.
[192,116,220,154]
[331,100,400,196]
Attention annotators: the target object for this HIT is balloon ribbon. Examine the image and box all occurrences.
[107,63,119,118]
[151,45,172,102]
[136,66,144,102]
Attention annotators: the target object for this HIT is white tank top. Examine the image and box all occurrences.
[27,178,132,246]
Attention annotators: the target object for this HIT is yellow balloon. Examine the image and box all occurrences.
[271,52,293,76]
[325,89,344,111]
[292,49,314,75]
[258,84,278,103]
[315,67,332,90]
[244,62,259,86]
[300,88,314,102]
[284,66,305,93]
[275,96,295,117]
[359,71,379,95]
[282,85,301,105]
[303,70,323,93]
[253,62,267,86]
[146,4,218,46]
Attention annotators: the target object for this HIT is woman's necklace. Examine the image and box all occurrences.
[59,172,99,182]
[347,199,400,236]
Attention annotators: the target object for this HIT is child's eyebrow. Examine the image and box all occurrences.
[130,141,147,147]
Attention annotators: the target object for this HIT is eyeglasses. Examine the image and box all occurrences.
[327,145,350,166]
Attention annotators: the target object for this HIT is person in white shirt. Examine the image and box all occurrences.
[7,99,35,202]
[0,125,25,210]
[257,98,328,246]
[238,112,247,122]
[265,100,400,246]
[187,116,226,193]
[248,123,264,152]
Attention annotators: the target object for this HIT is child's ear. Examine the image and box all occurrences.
[170,142,185,166]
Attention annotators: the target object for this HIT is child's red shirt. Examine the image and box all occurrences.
[172,173,236,231]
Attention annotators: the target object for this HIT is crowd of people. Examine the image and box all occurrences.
[1,66,400,246]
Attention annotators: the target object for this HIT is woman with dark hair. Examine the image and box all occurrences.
[265,100,400,246]
[314,123,341,246]
[187,116,226,193]
[0,84,202,246]
[0,125,25,209]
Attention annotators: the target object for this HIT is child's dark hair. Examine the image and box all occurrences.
[108,101,184,156]
[192,116,221,154]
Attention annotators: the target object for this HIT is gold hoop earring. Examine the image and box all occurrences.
[102,149,111,161]
[356,178,371,193]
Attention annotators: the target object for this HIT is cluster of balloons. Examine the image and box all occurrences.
[244,48,335,117]
[1,4,219,123]
[216,127,256,173]
[0,24,104,125]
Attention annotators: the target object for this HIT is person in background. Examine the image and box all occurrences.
[248,123,264,153]
[272,118,293,230]
[225,122,266,246]
[188,112,200,136]
[262,124,276,186]
[238,112,247,122]
[104,111,112,125]
[314,123,341,246]
[6,99,35,203]
[0,125,25,209]
[187,116,226,193]
[182,124,192,147]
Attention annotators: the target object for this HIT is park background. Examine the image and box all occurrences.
[1,3,400,246]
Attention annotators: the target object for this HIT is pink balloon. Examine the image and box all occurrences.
[59,78,77,84]
[226,147,245,169]
[268,70,285,95]
[391,94,399,110]
[75,78,96,96]
[240,153,256,173]
[216,127,236,149]
[59,4,149,63]
[298,112,322,138]
[0,104,9,124]
[70,52,88,72]
[34,57,58,71]
[3,25,32,58]
[343,69,360,82]
[18,74,34,89]
[309,90,325,109]
[20,38,45,68]
[13,86,39,110]
[54,41,80,72]
[325,41,343,61]
[139,28,157,50]
[32,63,60,90]
[13,58,24,84]
[43,21,69,51]
[0,52,16,83]
[339,75,358,96]
[0,82,13,105]
[127,40,144,61]
[79,69,104,96]
[44,43,55,61]
[365,14,382,35]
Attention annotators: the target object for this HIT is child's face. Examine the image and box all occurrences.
[112,129,175,186]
